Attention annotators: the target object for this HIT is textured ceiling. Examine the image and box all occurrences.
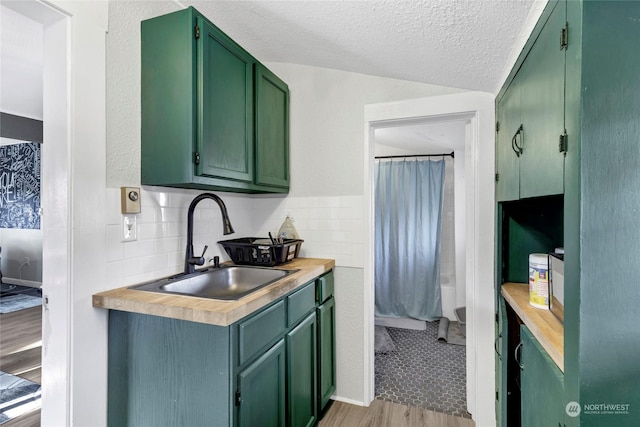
[375,120,467,155]
[187,0,546,93]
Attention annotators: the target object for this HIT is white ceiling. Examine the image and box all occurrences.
[188,0,546,93]
[375,120,467,155]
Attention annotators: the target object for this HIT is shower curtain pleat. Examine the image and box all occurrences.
[374,159,445,321]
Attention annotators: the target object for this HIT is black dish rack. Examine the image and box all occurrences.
[218,237,304,266]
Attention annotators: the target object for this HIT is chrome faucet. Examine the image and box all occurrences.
[184,193,234,274]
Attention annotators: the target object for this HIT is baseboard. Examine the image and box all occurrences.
[330,395,367,407]
[374,316,426,330]
[2,278,42,288]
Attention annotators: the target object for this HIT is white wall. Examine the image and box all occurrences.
[262,63,463,403]
[0,5,43,119]
[0,229,42,284]
[264,63,462,198]
[106,0,181,188]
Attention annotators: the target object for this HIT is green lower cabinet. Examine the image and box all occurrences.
[107,270,334,427]
[237,340,287,427]
[520,325,564,427]
[107,312,232,427]
[495,297,508,426]
[287,313,317,427]
[317,296,336,414]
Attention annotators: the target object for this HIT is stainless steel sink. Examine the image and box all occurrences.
[130,265,297,300]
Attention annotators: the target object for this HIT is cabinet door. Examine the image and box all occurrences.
[197,17,254,183]
[495,297,509,426]
[237,339,286,427]
[496,75,522,202]
[518,0,566,199]
[255,64,290,189]
[141,8,197,188]
[287,313,317,427]
[317,296,336,414]
[520,325,564,427]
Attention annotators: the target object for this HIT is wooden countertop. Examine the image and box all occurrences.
[93,258,335,327]
[502,283,564,372]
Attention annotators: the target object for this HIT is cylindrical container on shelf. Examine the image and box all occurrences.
[529,253,549,309]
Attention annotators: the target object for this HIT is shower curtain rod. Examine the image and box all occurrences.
[375,151,454,160]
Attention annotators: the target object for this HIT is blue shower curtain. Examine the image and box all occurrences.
[374,159,445,321]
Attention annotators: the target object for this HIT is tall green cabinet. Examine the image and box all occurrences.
[495,0,565,202]
[496,1,640,426]
[141,7,289,193]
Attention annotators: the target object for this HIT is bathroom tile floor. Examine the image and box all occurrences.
[375,320,471,418]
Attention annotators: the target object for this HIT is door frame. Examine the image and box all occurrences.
[2,0,72,424]
[363,91,495,425]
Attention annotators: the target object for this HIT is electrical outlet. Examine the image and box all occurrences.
[122,214,137,242]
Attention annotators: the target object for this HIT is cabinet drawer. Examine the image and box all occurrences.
[287,281,316,327]
[238,300,286,365]
[316,271,334,303]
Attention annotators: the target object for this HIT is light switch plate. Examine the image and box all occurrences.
[122,214,137,242]
[121,187,141,214]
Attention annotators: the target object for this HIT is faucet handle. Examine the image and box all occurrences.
[200,245,209,258]
[188,245,209,268]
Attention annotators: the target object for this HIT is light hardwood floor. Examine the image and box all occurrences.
[320,400,476,427]
[0,305,42,427]
[0,306,475,427]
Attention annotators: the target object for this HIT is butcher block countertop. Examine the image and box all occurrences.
[93,258,335,327]
[502,282,564,372]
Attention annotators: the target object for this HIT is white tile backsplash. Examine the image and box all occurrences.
[105,187,365,288]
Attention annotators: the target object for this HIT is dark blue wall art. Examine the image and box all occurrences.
[0,142,41,229]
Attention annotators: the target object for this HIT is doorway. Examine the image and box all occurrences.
[363,92,496,425]
[1,1,71,425]
[371,120,469,417]
[0,5,45,425]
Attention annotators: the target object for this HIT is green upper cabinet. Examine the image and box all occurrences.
[141,7,289,193]
[495,76,522,202]
[517,0,565,199]
[197,17,254,183]
[496,0,566,202]
[255,64,290,188]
